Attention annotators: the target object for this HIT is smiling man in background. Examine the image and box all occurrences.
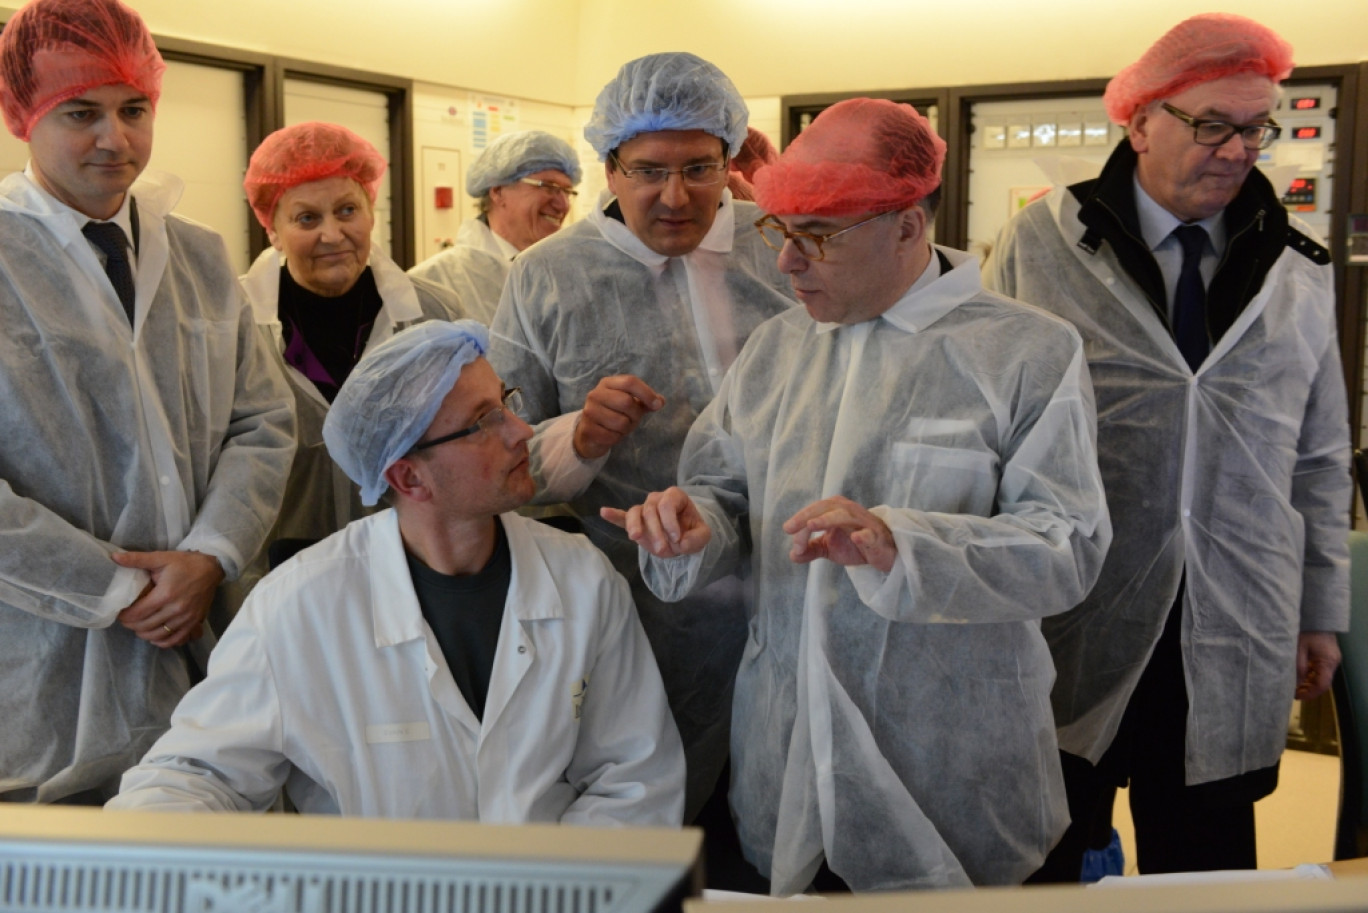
[410,130,582,324]
[986,13,1351,878]
[0,0,294,805]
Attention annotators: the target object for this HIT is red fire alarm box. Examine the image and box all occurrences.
[434,186,454,209]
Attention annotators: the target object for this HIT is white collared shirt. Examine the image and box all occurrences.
[24,162,137,269]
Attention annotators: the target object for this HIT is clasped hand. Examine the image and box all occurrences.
[114,550,224,648]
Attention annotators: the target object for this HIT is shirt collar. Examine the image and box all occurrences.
[589,188,736,270]
[24,162,135,247]
[1133,174,1225,252]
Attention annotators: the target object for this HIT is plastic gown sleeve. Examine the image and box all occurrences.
[529,411,611,503]
[846,342,1110,622]
[1291,342,1353,634]
[109,607,291,812]
[173,301,296,581]
[560,564,685,826]
[0,482,148,627]
[490,280,611,505]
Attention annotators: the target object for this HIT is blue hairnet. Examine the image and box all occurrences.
[465,130,582,197]
[323,320,489,506]
[583,52,748,160]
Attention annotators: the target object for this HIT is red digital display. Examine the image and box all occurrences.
[1293,126,1322,140]
[1291,97,1320,110]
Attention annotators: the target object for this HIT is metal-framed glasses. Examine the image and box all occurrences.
[754,212,893,261]
[410,388,524,452]
[519,178,578,199]
[609,153,728,187]
[1160,103,1281,150]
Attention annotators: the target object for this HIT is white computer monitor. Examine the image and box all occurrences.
[1,805,701,913]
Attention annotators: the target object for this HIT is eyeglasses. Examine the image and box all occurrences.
[609,153,728,187]
[410,388,524,452]
[1160,103,1281,150]
[754,211,894,261]
[519,178,578,199]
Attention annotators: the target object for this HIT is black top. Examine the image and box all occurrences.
[277,265,383,402]
[405,519,512,721]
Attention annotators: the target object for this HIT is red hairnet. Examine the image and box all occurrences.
[1104,13,1294,125]
[731,127,779,183]
[727,170,757,202]
[752,98,944,217]
[244,122,388,230]
[0,0,165,141]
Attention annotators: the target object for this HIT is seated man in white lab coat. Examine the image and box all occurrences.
[604,99,1111,892]
[110,321,686,826]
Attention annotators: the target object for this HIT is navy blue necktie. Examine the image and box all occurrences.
[1171,225,1209,371]
[83,221,135,325]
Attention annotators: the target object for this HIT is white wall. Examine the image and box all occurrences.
[128,0,1368,109]
[576,0,1368,103]
[131,0,581,105]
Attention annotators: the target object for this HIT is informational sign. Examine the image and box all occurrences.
[469,94,520,150]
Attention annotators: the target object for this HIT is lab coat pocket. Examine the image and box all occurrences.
[888,441,997,516]
[347,722,450,817]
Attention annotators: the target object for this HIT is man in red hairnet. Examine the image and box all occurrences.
[0,0,294,805]
[604,97,1110,893]
[986,14,1350,877]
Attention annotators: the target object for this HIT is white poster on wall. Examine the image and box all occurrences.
[469,95,520,150]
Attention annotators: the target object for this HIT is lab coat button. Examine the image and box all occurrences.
[1182,509,1191,518]
[518,645,527,654]
[159,475,171,485]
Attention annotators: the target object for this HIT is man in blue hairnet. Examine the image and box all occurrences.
[110,321,684,825]
[488,52,795,877]
[411,130,582,324]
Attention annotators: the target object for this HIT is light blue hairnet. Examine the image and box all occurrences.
[583,52,748,160]
[465,130,583,197]
[323,320,489,506]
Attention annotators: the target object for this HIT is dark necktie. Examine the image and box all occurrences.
[82,221,135,324]
[1171,224,1209,371]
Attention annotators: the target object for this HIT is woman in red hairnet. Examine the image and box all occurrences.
[233,122,468,601]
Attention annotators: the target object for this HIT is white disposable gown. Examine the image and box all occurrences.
[230,246,466,605]
[0,170,296,802]
[110,510,685,826]
[489,193,795,818]
[640,250,1111,892]
[984,186,1351,784]
[409,219,515,325]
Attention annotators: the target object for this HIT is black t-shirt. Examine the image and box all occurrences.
[404,519,512,721]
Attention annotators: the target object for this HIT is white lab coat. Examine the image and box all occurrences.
[0,170,296,801]
[229,246,465,608]
[984,169,1351,784]
[110,510,686,826]
[489,193,796,819]
[409,219,514,325]
[641,250,1111,892]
